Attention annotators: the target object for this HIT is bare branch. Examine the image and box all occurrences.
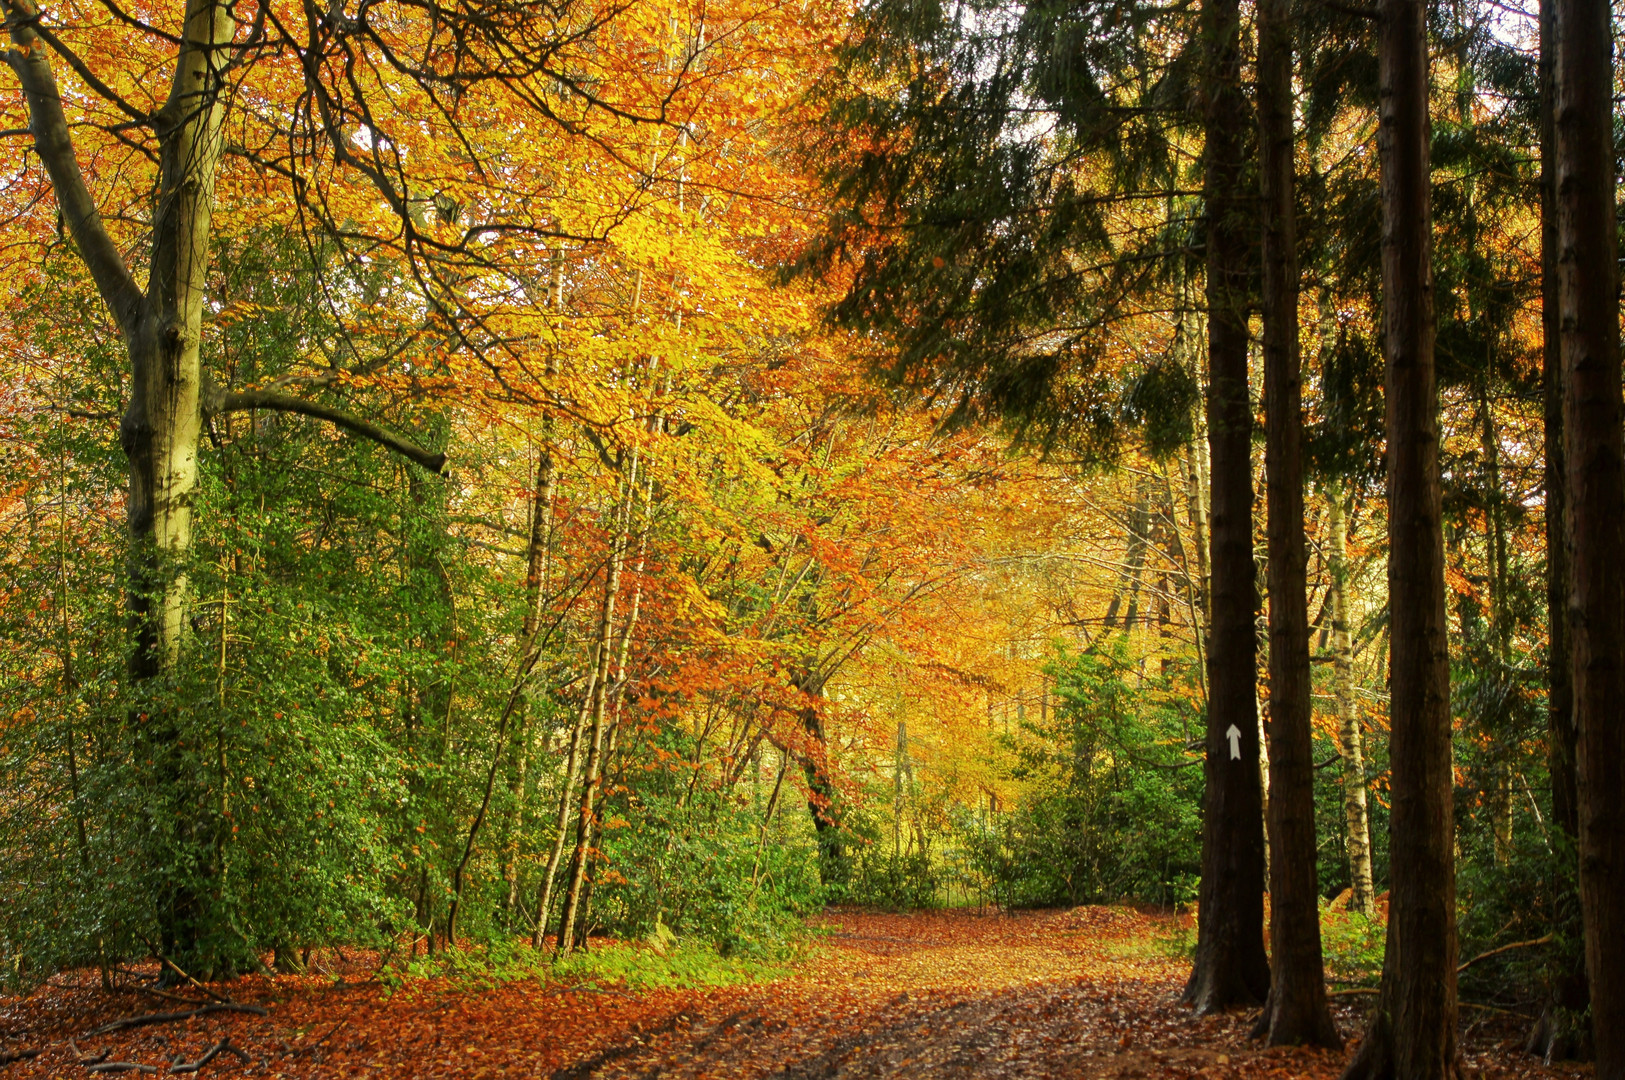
[206,387,448,474]
[1315,0,1379,17]
[1456,934,1553,974]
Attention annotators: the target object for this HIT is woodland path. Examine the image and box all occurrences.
[0,909,1590,1079]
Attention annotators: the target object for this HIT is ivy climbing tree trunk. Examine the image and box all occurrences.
[4,0,447,970]
[1341,0,1460,1071]
[1256,0,1339,1043]
[795,672,846,888]
[1183,0,1270,1015]
[6,0,231,967]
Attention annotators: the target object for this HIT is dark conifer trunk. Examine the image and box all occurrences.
[1256,0,1338,1044]
[1527,0,1588,1056]
[1554,0,1625,1067]
[1183,0,1270,1014]
[1340,0,1459,1072]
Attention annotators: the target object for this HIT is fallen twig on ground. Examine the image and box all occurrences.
[287,1020,348,1059]
[169,1038,249,1073]
[123,985,211,1007]
[543,985,641,1002]
[87,1004,269,1037]
[132,938,232,1004]
[83,1062,157,1074]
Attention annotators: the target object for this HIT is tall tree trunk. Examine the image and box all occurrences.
[1528,0,1588,1054]
[93,0,233,966]
[1475,396,1516,867]
[444,441,555,943]
[1341,0,1459,1071]
[1554,0,1625,1066]
[1105,489,1152,634]
[894,720,910,858]
[1541,0,1577,875]
[572,472,655,924]
[1256,0,1339,1043]
[505,261,566,917]
[1327,484,1376,917]
[795,673,847,887]
[557,470,636,952]
[1184,0,1270,1014]
[125,0,231,685]
[407,461,456,946]
[530,675,593,947]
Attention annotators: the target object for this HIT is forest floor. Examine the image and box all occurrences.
[0,907,1594,1079]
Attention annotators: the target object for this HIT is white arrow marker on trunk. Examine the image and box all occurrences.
[1225,724,1242,760]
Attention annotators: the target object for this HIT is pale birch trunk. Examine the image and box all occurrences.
[1327,482,1375,917]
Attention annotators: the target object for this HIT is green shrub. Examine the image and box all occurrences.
[1320,905,1385,987]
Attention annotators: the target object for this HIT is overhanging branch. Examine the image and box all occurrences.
[206,388,447,474]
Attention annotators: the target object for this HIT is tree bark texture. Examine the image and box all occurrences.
[1184,0,1270,1014]
[1554,0,1625,1067]
[124,0,234,682]
[1341,0,1460,1073]
[1527,0,1588,1055]
[1257,0,1339,1044]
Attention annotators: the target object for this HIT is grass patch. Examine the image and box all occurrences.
[382,927,794,994]
[1104,936,1167,961]
[1150,915,1197,961]
[553,938,791,990]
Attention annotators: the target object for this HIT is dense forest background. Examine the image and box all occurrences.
[0,0,1615,1065]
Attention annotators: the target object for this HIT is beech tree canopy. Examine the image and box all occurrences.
[1,0,1620,1071]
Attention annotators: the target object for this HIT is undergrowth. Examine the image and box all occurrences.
[1319,907,1385,987]
[1145,902,1385,984]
